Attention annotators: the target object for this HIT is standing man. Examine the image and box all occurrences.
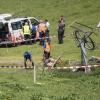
[57,20,65,44]
[59,15,66,37]
[45,19,50,43]
[23,22,31,40]
[38,20,46,46]
[31,23,37,43]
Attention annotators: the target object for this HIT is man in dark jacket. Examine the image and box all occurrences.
[57,20,65,44]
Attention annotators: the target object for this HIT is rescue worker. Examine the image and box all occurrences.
[31,23,37,43]
[42,42,58,68]
[23,22,31,40]
[42,42,51,66]
[38,20,46,46]
[45,19,50,43]
[24,51,34,68]
[31,23,37,38]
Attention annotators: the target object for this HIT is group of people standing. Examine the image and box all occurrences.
[23,19,50,45]
[37,19,50,45]
[23,15,65,45]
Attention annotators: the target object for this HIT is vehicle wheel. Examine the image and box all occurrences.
[84,37,95,50]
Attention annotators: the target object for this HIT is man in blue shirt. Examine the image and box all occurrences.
[24,51,34,68]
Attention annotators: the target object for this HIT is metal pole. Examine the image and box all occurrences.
[80,39,91,73]
[80,41,87,66]
[75,22,93,30]
[33,64,36,84]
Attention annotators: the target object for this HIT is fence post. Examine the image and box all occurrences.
[33,64,36,84]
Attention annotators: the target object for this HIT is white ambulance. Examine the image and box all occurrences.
[0,13,39,43]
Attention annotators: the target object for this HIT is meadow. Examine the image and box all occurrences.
[0,0,100,100]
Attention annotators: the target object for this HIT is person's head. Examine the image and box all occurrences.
[45,19,48,22]
[39,20,44,23]
[60,15,64,20]
[60,15,64,18]
[32,23,36,26]
[25,22,28,25]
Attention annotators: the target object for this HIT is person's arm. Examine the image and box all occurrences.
[63,24,65,30]
[57,24,59,31]
[22,26,24,33]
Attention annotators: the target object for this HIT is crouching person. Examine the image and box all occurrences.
[46,58,56,69]
[24,51,34,68]
[42,42,56,69]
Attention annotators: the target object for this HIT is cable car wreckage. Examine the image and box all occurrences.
[0,13,39,46]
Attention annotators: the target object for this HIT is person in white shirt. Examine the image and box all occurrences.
[45,19,50,43]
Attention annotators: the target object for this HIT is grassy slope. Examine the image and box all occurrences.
[0,0,100,100]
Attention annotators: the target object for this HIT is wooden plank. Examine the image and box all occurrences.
[51,56,61,68]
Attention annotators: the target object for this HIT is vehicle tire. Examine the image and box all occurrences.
[74,31,95,50]
[84,37,95,50]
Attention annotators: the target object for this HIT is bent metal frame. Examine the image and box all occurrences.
[71,22,95,73]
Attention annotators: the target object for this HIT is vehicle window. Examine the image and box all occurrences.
[30,18,39,26]
[11,21,22,30]
[0,22,3,29]
[0,23,9,40]
[21,19,29,26]
[4,23,9,33]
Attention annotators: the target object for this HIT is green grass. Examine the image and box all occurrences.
[0,0,100,100]
[0,68,100,100]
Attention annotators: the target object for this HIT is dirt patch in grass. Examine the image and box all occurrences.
[0,57,23,66]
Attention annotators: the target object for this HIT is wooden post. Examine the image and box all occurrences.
[33,64,36,84]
